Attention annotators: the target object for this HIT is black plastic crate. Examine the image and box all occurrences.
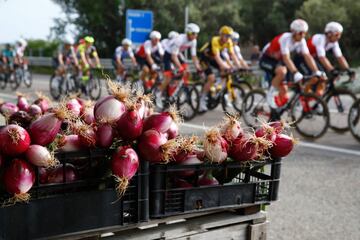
[0,149,149,240]
[149,158,281,218]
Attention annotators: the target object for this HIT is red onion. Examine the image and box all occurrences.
[28,104,43,117]
[17,93,30,111]
[29,112,65,146]
[8,111,32,128]
[38,167,49,184]
[167,121,179,140]
[0,102,19,117]
[96,124,114,148]
[33,93,51,113]
[229,135,258,162]
[3,159,35,202]
[117,105,143,141]
[270,134,295,158]
[73,122,97,147]
[220,114,243,143]
[173,136,199,163]
[143,108,180,135]
[0,154,3,168]
[269,121,286,134]
[138,129,178,163]
[173,178,193,188]
[198,170,219,186]
[111,145,139,197]
[177,154,202,177]
[81,103,95,125]
[136,94,153,120]
[203,128,228,163]
[47,163,78,183]
[0,124,31,157]
[66,98,83,117]
[25,145,58,168]
[57,135,83,152]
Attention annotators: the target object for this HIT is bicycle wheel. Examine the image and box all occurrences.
[0,72,7,89]
[177,85,199,121]
[348,99,360,142]
[88,76,102,100]
[49,74,63,100]
[290,92,329,139]
[23,69,32,88]
[221,83,245,115]
[10,70,21,90]
[325,89,356,132]
[236,80,253,93]
[241,89,271,127]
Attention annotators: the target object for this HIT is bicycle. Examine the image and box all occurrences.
[242,76,330,139]
[318,70,356,132]
[49,64,78,100]
[348,98,360,142]
[152,69,200,121]
[12,61,32,89]
[195,69,249,115]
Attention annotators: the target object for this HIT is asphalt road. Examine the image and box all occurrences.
[1,74,359,239]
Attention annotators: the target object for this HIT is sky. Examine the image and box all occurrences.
[0,0,65,43]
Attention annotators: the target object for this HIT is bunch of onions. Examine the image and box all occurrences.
[16,93,30,112]
[3,159,35,203]
[136,93,153,120]
[137,129,178,163]
[111,146,139,197]
[0,124,31,157]
[269,134,296,158]
[66,97,83,117]
[203,128,228,163]
[28,104,43,117]
[94,81,130,123]
[8,111,33,128]
[219,113,243,143]
[117,103,144,141]
[25,145,58,168]
[72,121,97,147]
[96,120,114,148]
[29,104,71,146]
[81,101,95,125]
[0,101,19,117]
[197,170,219,186]
[57,134,84,152]
[255,120,287,140]
[33,92,51,113]
[47,164,78,183]
[173,136,199,163]
[143,106,181,139]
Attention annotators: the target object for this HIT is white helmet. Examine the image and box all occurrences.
[325,22,343,33]
[18,38,27,47]
[122,38,132,46]
[290,19,309,33]
[168,31,179,39]
[64,35,74,45]
[185,23,200,34]
[150,31,161,39]
[232,32,240,41]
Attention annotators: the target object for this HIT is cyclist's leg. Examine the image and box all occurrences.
[160,52,173,92]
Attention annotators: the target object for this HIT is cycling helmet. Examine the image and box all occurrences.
[290,19,309,33]
[168,31,179,39]
[84,36,95,43]
[219,26,234,35]
[150,31,161,39]
[185,23,200,34]
[232,32,240,41]
[122,38,132,46]
[64,35,74,45]
[18,38,27,47]
[325,22,343,33]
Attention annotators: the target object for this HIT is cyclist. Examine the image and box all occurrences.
[113,38,137,83]
[198,26,243,112]
[76,36,101,83]
[156,23,202,108]
[161,31,179,49]
[259,19,325,108]
[14,38,28,68]
[221,32,250,69]
[1,44,14,71]
[54,35,78,77]
[135,31,164,89]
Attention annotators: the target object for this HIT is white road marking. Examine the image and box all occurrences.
[181,122,360,156]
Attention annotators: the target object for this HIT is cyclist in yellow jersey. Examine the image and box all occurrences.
[76,36,101,82]
[198,26,243,112]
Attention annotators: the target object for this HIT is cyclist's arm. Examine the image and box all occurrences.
[58,53,64,66]
[214,52,229,70]
[130,55,137,66]
[171,53,183,70]
[80,52,90,68]
[318,56,334,72]
[191,55,201,71]
[282,54,297,73]
[239,58,249,69]
[337,56,349,70]
[145,53,154,66]
[303,53,319,72]
[229,51,242,69]
[116,56,123,67]
[92,51,101,67]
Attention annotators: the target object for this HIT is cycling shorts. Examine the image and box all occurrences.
[199,52,219,76]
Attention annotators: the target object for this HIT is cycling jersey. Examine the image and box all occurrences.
[15,46,26,58]
[76,43,98,59]
[263,32,309,60]
[136,40,164,58]
[114,46,134,61]
[200,36,234,56]
[222,45,243,61]
[164,34,197,57]
[58,44,76,59]
[307,34,342,58]
[2,49,14,58]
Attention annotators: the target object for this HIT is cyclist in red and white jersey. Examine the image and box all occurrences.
[161,31,179,50]
[135,31,164,88]
[155,23,202,108]
[14,38,27,67]
[259,19,324,108]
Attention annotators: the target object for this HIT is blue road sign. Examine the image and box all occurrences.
[126,9,153,44]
